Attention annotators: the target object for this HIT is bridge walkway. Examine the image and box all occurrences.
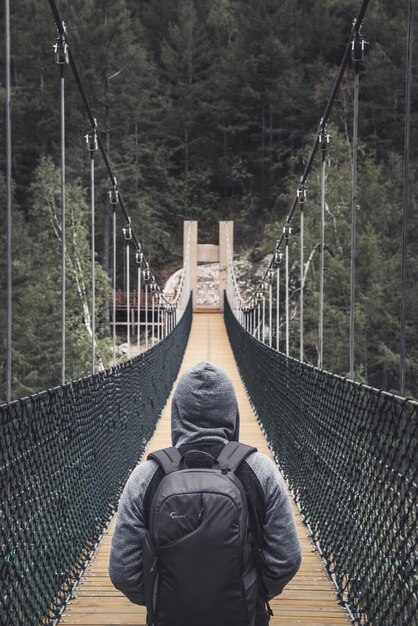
[61,312,350,626]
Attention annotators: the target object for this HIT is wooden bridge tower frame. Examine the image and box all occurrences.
[184,220,233,311]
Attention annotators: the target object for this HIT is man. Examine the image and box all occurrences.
[109,361,302,625]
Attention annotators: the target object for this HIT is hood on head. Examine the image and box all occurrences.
[171,362,240,447]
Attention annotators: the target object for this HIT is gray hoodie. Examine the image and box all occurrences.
[109,362,302,607]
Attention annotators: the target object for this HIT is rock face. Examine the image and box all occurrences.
[163,263,220,306]
[196,263,220,306]
[163,255,273,306]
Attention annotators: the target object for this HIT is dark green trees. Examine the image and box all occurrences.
[1,0,417,399]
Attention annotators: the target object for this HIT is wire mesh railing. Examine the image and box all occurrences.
[0,296,192,626]
[225,296,418,626]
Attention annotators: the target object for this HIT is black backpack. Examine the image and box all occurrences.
[143,441,258,626]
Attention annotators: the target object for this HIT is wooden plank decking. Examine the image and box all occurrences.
[61,313,350,626]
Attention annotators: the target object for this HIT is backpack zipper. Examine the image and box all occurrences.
[150,556,158,574]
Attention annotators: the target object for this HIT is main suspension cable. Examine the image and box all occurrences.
[47,0,178,309]
[228,0,370,311]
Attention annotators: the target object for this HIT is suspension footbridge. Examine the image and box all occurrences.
[60,311,351,626]
[2,0,418,625]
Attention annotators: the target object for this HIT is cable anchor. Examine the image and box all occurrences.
[297,181,307,204]
[85,121,98,153]
[274,242,283,266]
[109,179,119,205]
[319,125,330,154]
[123,218,132,241]
[283,224,292,241]
[351,23,367,64]
[143,262,151,283]
[54,25,69,65]
[135,248,144,265]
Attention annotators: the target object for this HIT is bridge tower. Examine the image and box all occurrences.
[184,220,233,311]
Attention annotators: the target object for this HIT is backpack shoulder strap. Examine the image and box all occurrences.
[217,441,257,474]
[147,447,182,474]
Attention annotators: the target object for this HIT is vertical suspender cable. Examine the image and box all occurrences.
[87,128,97,373]
[319,151,326,369]
[91,151,95,372]
[276,267,280,351]
[284,226,290,357]
[152,290,155,344]
[257,300,261,341]
[53,27,70,385]
[299,202,304,362]
[399,8,414,614]
[262,295,266,343]
[269,282,273,348]
[349,31,361,380]
[319,132,327,369]
[126,242,130,357]
[53,26,69,384]
[145,284,149,349]
[137,265,141,348]
[112,208,117,365]
[123,219,132,357]
[157,297,160,342]
[400,0,414,398]
[5,0,12,402]
[286,241,289,357]
[60,66,66,384]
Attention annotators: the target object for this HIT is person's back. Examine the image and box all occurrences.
[109,361,302,626]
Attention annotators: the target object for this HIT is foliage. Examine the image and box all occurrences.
[0,0,417,398]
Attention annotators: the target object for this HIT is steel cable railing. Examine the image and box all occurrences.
[225,298,418,626]
[0,297,192,626]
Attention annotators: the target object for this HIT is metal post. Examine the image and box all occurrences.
[5,0,12,402]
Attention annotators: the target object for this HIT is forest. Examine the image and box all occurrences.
[0,0,417,402]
